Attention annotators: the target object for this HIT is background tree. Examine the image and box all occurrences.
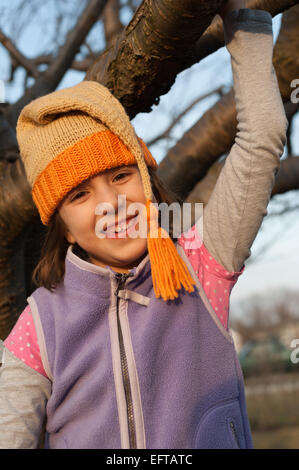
[0,0,298,339]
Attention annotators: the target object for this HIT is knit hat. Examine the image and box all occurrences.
[16,80,195,301]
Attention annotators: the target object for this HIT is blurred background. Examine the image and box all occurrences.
[0,0,298,448]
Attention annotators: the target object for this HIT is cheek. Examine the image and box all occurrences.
[60,206,93,236]
[128,175,147,202]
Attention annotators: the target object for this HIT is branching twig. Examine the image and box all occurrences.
[147,86,225,146]
[45,0,108,86]
[32,52,98,72]
[6,0,109,127]
[103,0,123,48]
[245,203,299,266]
[0,30,39,79]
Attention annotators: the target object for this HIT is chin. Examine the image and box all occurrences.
[118,247,148,268]
[88,239,148,270]
[116,242,148,267]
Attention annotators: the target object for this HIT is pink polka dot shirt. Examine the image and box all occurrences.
[4,223,244,379]
[4,304,45,375]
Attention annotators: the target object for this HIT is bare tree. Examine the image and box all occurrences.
[0,0,298,339]
[231,289,299,344]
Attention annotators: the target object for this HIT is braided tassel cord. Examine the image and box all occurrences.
[145,200,196,301]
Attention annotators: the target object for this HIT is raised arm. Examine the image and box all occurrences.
[201,4,288,272]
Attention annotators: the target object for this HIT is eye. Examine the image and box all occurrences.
[113,172,130,182]
[71,191,87,202]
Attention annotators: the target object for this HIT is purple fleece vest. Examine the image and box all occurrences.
[27,244,253,449]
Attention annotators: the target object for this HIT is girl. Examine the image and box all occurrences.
[0,0,288,449]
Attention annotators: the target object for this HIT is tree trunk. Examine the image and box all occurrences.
[0,159,37,338]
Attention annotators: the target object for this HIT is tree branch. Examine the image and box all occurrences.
[147,86,225,146]
[103,0,123,48]
[0,30,39,79]
[0,158,37,339]
[272,154,299,196]
[194,0,299,62]
[157,88,237,199]
[6,0,109,128]
[85,0,225,118]
[32,52,98,72]
[185,152,299,210]
[85,0,297,119]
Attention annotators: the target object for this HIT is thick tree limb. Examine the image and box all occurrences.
[0,159,37,339]
[186,154,299,208]
[194,0,299,62]
[85,0,224,117]
[85,0,297,119]
[0,108,18,162]
[272,156,299,196]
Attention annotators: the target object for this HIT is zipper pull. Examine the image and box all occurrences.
[114,272,134,297]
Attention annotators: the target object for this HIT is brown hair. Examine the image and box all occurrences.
[31,167,183,292]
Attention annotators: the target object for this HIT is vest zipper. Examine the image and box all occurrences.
[229,421,240,448]
[114,272,137,449]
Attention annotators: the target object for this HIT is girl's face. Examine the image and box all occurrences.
[58,164,152,273]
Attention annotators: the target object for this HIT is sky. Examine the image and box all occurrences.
[0,6,298,321]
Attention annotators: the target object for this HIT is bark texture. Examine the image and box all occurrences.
[85,0,224,117]
[85,0,297,118]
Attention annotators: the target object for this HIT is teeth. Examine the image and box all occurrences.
[114,216,137,233]
[115,223,127,233]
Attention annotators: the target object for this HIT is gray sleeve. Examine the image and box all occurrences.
[202,9,288,273]
[0,343,51,449]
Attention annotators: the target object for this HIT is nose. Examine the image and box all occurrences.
[94,180,127,226]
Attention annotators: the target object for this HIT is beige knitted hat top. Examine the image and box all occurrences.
[16,80,195,301]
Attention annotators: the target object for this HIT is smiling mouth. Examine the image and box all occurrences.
[101,214,139,237]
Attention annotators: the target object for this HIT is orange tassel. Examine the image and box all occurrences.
[145,200,196,301]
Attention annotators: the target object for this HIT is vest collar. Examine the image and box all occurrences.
[64,244,152,295]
